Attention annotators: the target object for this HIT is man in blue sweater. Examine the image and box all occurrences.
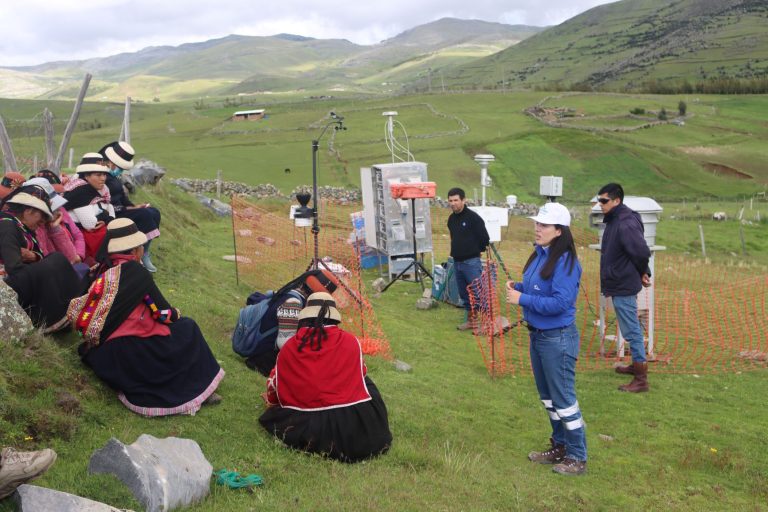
[597,183,652,393]
[447,187,490,331]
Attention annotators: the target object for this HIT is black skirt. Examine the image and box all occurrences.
[81,317,223,416]
[5,252,82,328]
[259,377,392,463]
[116,206,161,237]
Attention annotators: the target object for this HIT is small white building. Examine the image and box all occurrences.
[232,109,265,121]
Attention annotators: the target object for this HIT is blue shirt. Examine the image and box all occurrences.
[514,245,582,330]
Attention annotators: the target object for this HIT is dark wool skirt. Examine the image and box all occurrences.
[5,252,81,328]
[259,377,392,463]
[117,207,161,240]
[81,317,223,416]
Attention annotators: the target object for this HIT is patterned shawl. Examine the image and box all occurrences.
[63,177,112,209]
[67,259,173,347]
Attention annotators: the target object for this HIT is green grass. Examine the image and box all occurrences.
[3,91,766,204]
[1,184,767,511]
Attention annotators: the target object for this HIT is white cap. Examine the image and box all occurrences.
[529,202,571,226]
[22,177,68,211]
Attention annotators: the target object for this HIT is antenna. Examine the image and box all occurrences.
[382,111,414,163]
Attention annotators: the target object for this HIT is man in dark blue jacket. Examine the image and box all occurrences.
[597,183,652,392]
[447,187,490,331]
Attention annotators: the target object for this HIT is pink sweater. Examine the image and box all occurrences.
[61,210,86,259]
[35,210,84,263]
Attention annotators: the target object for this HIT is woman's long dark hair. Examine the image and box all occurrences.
[296,307,340,352]
[523,225,578,280]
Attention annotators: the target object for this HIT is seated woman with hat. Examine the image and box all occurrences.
[98,141,162,272]
[0,185,81,332]
[67,218,224,416]
[31,170,86,263]
[63,154,116,259]
[22,177,89,279]
[259,292,392,463]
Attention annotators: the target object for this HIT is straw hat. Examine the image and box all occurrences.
[23,178,68,211]
[105,218,148,253]
[298,292,341,323]
[76,153,110,174]
[5,189,54,220]
[103,141,135,170]
[0,172,26,199]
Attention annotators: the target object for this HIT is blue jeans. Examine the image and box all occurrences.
[612,294,646,363]
[454,257,482,312]
[529,323,587,461]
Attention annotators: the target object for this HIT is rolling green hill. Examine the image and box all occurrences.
[449,0,768,91]
[0,19,541,102]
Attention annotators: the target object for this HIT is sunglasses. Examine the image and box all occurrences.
[597,197,612,204]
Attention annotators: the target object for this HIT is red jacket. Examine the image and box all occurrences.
[266,326,370,410]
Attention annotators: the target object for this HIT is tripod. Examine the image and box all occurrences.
[381,197,433,293]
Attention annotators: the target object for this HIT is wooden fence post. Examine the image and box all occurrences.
[53,73,92,176]
[739,225,747,256]
[698,224,707,259]
[120,96,131,144]
[0,115,19,173]
[43,108,56,169]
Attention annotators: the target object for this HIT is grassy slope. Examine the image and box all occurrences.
[1,184,767,511]
[3,92,767,202]
[450,0,768,90]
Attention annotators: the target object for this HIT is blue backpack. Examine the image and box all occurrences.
[232,289,304,357]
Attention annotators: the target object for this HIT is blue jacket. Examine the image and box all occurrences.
[514,245,582,330]
[600,203,651,297]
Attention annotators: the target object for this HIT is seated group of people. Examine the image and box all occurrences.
[1,149,391,471]
[0,141,159,331]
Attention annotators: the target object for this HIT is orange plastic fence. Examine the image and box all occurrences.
[469,248,768,376]
[232,197,767,374]
[230,195,390,358]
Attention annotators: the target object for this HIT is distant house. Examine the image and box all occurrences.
[232,109,265,121]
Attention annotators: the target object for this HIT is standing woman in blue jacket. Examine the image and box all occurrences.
[506,202,587,476]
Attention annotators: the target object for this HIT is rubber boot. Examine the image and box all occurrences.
[141,242,157,273]
[615,362,635,375]
[618,362,649,393]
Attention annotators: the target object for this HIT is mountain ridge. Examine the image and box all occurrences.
[0,18,543,101]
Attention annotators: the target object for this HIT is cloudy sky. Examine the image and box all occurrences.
[0,0,616,67]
